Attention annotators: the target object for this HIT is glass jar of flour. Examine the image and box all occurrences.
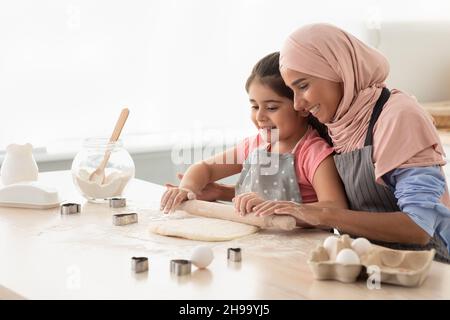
[71,138,135,202]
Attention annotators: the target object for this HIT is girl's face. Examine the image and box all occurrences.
[248,80,305,143]
[281,68,343,124]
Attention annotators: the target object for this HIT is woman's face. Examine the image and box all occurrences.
[248,80,305,143]
[281,68,343,123]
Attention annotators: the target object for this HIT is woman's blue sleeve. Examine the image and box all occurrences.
[382,166,450,250]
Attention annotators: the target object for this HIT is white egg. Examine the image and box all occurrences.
[191,245,214,269]
[351,237,372,256]
[336,248,361,265]
[323,236,338,256]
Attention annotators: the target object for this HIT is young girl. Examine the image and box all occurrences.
[160,52,347,221]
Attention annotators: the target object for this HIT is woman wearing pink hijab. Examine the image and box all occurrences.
[259,23,450,262]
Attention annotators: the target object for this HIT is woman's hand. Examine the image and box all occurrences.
[252,200,296,217]
[272,202,325,226]
[233,192,265,216]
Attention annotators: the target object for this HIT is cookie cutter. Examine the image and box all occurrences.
[113,213,138,226]
[170,259,191,276]
[227,248,242,262]
[109,197,126,208]
[60,203,81,215]
[131,257,148,273]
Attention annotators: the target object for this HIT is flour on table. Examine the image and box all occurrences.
[149,217,259,241]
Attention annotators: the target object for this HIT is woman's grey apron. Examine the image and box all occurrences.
[235,140,303,203]
[334,88,450,263]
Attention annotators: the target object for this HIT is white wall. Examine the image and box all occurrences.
[1,0,449,149]
[377,21,450,102]
[1,0,450,184]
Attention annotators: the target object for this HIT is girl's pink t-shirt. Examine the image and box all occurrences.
[236,127,334,203]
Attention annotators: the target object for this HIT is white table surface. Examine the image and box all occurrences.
[1,171,450,300]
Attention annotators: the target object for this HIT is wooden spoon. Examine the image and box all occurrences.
[89,108,130,184]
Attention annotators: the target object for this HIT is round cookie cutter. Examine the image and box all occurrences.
[170,259,191,276]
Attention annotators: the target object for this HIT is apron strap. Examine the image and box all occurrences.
[364,87,391,147]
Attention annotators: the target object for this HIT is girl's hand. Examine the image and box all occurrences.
[273,202,324,226]
[173,173,223,202]
[233,192,265,216]
[160,186,194,214]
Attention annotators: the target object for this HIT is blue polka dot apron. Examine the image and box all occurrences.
[235,138,303,203]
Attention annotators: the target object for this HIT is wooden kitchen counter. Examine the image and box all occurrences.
[0,171,449,299]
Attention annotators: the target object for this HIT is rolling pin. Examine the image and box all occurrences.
[178,200,297,231]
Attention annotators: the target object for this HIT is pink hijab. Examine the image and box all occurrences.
[280,23,446,183]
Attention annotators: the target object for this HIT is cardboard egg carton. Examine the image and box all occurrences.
[308,235,435,287]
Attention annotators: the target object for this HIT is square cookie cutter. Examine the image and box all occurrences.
[113,212,138,226]
[227,248,242,262]
[131,257,148,273]
[109,197,126,208]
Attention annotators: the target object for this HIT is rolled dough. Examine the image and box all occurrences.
[149,217,259,241]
